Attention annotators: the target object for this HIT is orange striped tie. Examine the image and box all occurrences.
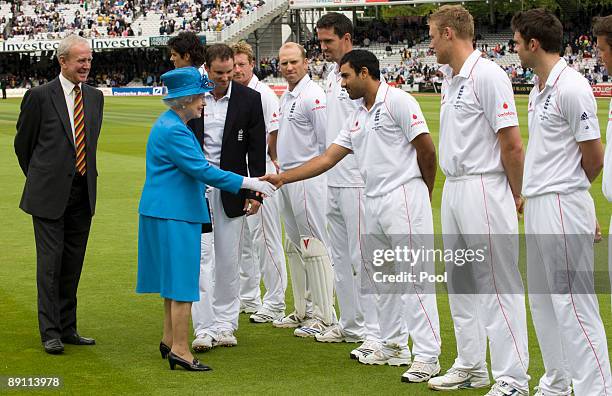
[73,85,86,176]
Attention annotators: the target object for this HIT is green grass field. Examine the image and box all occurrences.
[0,95,610,395]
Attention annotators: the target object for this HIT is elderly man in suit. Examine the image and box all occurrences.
[189,44,267,351]
[14,35,104,354]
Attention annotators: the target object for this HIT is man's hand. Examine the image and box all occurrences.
[595,220,602,243]
[261,173,284,189]
[244,197,261,216]
[514,195,524,216]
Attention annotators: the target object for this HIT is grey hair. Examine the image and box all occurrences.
[56,35,90,61]
[162,94,202,110]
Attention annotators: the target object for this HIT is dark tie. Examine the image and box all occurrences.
[73,85,86,176]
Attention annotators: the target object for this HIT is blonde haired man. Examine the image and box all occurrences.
[427,5,530,395]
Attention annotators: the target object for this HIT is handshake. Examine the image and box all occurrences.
[241,172,286,198]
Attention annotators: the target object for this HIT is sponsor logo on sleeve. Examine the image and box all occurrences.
[312,98,326,111]
[497,101,516,118]
[410,112,425,127]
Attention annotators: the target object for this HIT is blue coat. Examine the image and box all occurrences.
[138,110,243,223]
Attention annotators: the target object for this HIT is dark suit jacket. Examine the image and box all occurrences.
[14,77,104,220]
[188,82,266,218]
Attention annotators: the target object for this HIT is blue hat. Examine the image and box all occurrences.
[161,67,215,100]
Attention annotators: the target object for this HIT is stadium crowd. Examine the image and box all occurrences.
[3,0,265,40]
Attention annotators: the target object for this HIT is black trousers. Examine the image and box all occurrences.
[33,175,92,342]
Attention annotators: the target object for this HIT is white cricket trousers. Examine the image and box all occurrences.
[364,179,440,362]
[279,174,332,320]
[191,188,246,335]
[239,161,287,313]
[441,173,529,392]
[192,231,215,337]
[327,186,379,341]
[526,190,612,396]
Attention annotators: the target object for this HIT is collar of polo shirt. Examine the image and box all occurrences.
[287,74,311,97]
[440,49,482,80]
[359,81,388,111]
[534,57,567,91]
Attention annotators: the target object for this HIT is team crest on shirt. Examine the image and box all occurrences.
[337,88,349,101]
[453,85,465,110]
[288,101,297,121]
[538,94,552,121]
[372,108,382,131]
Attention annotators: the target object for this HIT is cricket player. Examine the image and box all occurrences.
[271,42,335,337]
[314,12,381,358]
[263,49,442,383]
[513,9,612,396]
[427,5,530,395]
[232,41,288,323]
[594,15,612,315]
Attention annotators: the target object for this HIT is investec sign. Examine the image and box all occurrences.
[0,37,150,53]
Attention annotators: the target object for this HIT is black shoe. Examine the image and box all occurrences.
[61,333,95,345]
[168,352,212,371]
[160,341,171,359]
[43,339,64,354]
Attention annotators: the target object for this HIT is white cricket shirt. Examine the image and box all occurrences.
[523,58,601,198]
[439,50,519,178]
[248,74,279,135]
[277,75,327,170]
[333,82,430,197]
[325,63,364,187]
[59,73,82,143]
[603,98,612,202]
[203,81,232,168]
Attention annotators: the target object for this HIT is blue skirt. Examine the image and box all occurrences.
[137,215,201,302]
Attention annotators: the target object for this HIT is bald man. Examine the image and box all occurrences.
[271,43,336,337]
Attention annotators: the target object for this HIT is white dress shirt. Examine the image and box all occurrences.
[59,73,82,144]
[203,82,232,168]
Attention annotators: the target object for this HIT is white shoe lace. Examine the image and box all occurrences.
[409,361,432,374]
[444,367,468,379]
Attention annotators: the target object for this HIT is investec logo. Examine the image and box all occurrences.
[1,37,150,53]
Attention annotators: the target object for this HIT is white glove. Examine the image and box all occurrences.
[241,177,276,197]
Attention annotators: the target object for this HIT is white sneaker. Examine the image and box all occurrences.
[294,318,329,338]
[350,340,381,360]
[358,345,411,366]
[249,308,284,323]
[401,360,441,383]
[314,324,363,343]
[216,330,237,347]
[239,303,259,314]
[272,312,305,328]
[192,334,215,352]
[533,386,572,396]
[427,367,490,390]
[485,381,528,396]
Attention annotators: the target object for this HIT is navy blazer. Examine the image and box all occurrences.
[188,82,266,218]
[139,110,243,224]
